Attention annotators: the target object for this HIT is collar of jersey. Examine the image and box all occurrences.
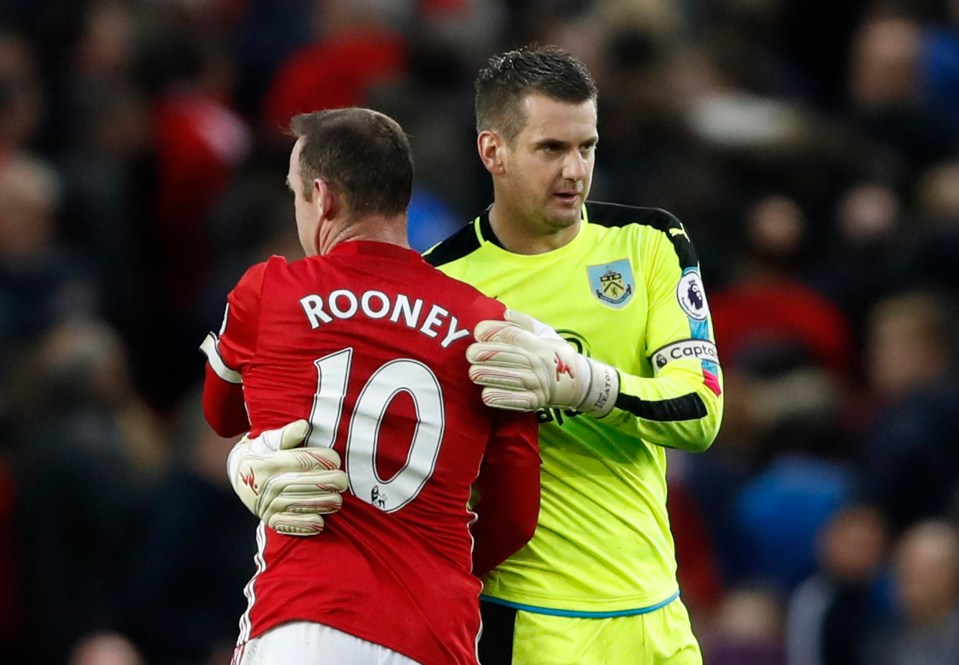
[474,206,588,262]
[327,239,418,261]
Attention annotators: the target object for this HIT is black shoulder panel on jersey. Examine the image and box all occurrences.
[615,392,707,421]
[585,201,699,270]
[423,220,480,267]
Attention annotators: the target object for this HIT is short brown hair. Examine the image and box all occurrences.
[474,44,598,142]
[290,108,413,218]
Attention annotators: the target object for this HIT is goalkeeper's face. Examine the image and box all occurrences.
[498,93,597,235]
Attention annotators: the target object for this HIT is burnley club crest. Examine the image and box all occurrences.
[587,259,635,309]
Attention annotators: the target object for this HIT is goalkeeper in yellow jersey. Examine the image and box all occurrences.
[222,44,722,664]
[421,45,723,664]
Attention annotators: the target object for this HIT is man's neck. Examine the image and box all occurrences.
[487,204,580,255]
[318,215,410,255]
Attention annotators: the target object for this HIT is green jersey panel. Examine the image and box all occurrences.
[425,202,724,613]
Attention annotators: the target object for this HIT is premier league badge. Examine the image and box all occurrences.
[588,259,634,309]
[677,269,709,320]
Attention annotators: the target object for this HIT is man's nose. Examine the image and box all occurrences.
[562,150,588,180]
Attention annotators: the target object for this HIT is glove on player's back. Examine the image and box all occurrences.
[228,419,349,535]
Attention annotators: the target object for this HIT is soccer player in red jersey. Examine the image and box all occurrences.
[200,108,540,665]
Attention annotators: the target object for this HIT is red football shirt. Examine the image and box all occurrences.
[207,241,539,665]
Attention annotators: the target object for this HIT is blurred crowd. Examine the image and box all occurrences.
[0,0,957,664]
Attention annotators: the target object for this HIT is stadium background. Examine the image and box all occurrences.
[0,0,957,663]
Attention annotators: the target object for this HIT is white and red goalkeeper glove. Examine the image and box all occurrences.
[467,309,619,417]
[228,419,348,536]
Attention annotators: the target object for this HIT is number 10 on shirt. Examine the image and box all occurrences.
[307,348,445,513]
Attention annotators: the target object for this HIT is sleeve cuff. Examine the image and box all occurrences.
[200,333,243,384]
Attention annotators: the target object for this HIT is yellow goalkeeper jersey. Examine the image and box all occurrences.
[424,202,724,615]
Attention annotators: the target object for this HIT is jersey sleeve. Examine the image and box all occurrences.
[471,409,541,577]
[199,260,269,436]
[609,220,724,452]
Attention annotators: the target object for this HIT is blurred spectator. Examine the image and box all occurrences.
[407,189,467,252]
[0,29,43,151]
[730,447,855,592]
[103,17,255,412]
[148,36,251,312]
[667,468,724,622]
[848,15,920,109]
[858,289,959,530]
[56,2,152,321]
[524,1,606,77]
[122,393,256,665]
[778,0,869,110]
[786,504,889,665]
[921,25,959,135]
[711,195,853,377]
[13,317,163,664]
[865,520,959,665]
[69,633,145,665]
[367,27,483,222]
[702,584,787,665]
[0,152,96,354]
[806,182,903,340]
[684,341,854,590]
[261,0,409,138]
[417,0,508,68]
[595,27,703,212]
[680,365,766,586]
[683,210,853,588]
[901,160,959,293]
[231,0,314,118]
[917,160,959,222]
[847,14,957,176]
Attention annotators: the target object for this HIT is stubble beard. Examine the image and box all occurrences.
[542,197,582,230]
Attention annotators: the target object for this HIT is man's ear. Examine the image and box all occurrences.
[314,178,337,221]
[478,130,506,176]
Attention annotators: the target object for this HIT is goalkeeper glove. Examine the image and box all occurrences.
[467,309,619,417]
[228,419,348,536]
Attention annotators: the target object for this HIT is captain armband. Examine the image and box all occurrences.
[650,339,719,376]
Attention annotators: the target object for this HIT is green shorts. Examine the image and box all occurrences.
[479,597,702,665]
